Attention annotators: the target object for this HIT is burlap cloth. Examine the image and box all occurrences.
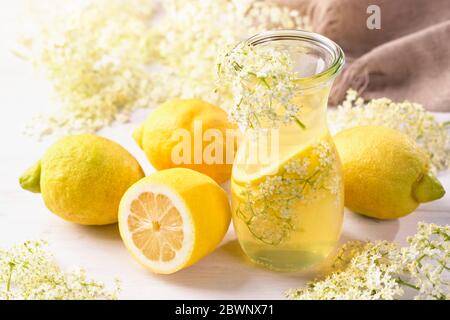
[274,0,450,111]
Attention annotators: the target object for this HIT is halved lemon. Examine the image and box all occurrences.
[119,168,231,274]
[232,134,327,186]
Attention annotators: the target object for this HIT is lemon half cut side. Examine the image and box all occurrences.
[118,168,231,274]
[119,184,194,274]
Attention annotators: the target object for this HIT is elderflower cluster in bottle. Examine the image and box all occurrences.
[235,141,340,245]
[328,90,450,173]
[286,222,449,300]
[219,42,305,130]
[0,240,119,300]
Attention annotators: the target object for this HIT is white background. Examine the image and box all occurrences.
[0,1,449,299]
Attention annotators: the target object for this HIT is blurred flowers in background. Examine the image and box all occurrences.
[13,0,309,138]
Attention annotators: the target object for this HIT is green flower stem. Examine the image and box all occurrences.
[6,262,15,298]
[396,277,419,291]
[293,116,306,129]
[438,261,450,271]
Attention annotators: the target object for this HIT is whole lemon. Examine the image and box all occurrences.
[119,168,231,274]
[334,126,445,219]
[19,134,145,225]
[133,99,238,184]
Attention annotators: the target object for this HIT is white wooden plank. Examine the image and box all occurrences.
[0,1,449,299]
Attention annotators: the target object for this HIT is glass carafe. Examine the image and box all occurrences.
[231,30,345,271]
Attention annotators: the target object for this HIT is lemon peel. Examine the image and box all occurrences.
[133,99,237,184]
[334,126,445,219]
[132,125,144,149]
[19,134,145,225]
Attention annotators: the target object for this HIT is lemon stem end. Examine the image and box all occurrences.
[19,160,41,193]
[412,173,445,203]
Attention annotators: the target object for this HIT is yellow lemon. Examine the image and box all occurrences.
[118,168,231,274]
[133,99,238,184]
[334,126,445,219]
[19,134,144,225]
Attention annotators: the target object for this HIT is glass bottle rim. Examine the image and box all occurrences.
[245,29,345,88]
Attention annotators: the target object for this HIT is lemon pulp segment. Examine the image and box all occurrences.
[128,192,184,262]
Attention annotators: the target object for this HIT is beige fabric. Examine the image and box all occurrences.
[274,0,450,111]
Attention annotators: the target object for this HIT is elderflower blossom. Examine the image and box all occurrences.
[285,158,310,176]
[286,222,449,300]
[155,0,310,109]
[20,0,157,138]
[235,140,340,245]
[219,42,304,130]
[20,0,310,138]
[0,240,119,300]
[328,89,450,173]
[400,223,450,300]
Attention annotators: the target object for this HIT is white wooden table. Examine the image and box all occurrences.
[0,3,449,300]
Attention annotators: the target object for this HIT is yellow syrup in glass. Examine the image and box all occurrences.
[231,87,344,271]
